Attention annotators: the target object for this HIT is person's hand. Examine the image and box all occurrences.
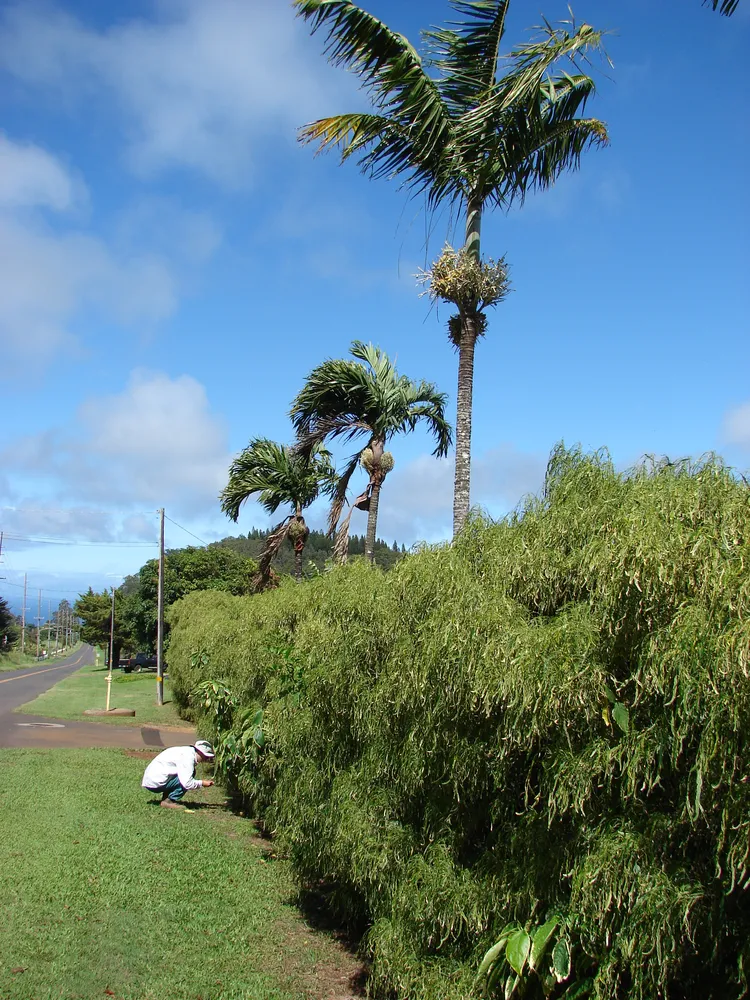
[202,780,214,787]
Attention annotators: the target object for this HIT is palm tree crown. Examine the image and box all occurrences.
[295,0,609,536]
[220,438,337,584]
[290,340,451,562]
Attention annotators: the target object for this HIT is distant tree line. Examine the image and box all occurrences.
[212,528,406,576]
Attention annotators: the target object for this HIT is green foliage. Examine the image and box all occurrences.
[124,544,257,653]
[74,588,131,664]
[213,528,405,575]
[167,446,750,1000]
[220,437,337,521]
[0,596,20,652]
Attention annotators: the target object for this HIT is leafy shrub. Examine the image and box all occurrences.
[167,447,750,1000]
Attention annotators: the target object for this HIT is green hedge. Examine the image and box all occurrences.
[168,447,750,1000]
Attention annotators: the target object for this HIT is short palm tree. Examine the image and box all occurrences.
[290,341,452,563]
[295,0,609,536]
[220,438,337,585]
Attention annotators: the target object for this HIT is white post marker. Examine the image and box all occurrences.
[106,587,115,712]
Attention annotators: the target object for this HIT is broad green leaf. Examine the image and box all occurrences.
[475,924,515,984]
[604,685,616,704]
[506,928,531,976]
[553,938,571,981]
[612,701,630,734]
[504,973,520,999]
[475,934,510,983]
[253,727,265,748]
[529,917,559,971]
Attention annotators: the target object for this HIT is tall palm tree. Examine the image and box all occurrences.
[290,341,452,563]
[707,0,739,13]
[295,0,609,536]
[220,438,337,585]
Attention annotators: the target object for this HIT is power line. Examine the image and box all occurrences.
[1,533,155,547]
[164,515,209,547]
[1,581,85,595]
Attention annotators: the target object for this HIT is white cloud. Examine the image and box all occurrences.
[0,214,177,366]
[0,134,220,373]
[2,370,232,519]
[374,444,546,544]
[0,0,350,186]
[0,130,81,210]
[723,401,750,451]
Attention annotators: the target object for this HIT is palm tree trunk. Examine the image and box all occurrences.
[294,503,304,582]
[365,482,382,564]
[453,195,482,537]
[453,315,477,536]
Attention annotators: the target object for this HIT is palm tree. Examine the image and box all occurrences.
[707,0,739,13]
[290,341,452,563]
[295,0,609,536]
[220,438,337,585]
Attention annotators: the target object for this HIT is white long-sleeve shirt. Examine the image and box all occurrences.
[142,745,203,791]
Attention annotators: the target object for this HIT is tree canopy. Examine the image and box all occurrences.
[0,596,19,653]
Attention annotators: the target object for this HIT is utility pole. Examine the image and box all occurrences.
[156,508,165,706]
[35,589,42,660]
[0,530,5,579]
[106,586,115,712]
[21,573,27,654]
[47,600,52,659]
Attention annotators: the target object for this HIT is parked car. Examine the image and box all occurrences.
[122,652,158,673]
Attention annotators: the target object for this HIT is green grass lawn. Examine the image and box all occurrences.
[16,661,186,728]
[0,749,354,1000]
[0,644,81,672]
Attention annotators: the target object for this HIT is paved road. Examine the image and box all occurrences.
[0,644,196,750]
[0,645,94,711]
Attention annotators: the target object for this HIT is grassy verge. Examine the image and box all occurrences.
[0,748,357,1000]
[15,661,186,728]
[0,644,81,672]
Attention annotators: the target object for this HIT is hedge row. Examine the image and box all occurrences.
[168,446,750,1000]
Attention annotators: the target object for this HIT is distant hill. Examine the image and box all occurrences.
[211,528,406,576]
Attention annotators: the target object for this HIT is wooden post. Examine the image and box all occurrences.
[156,508,165,707]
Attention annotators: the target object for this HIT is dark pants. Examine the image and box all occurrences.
[151,775,187,802]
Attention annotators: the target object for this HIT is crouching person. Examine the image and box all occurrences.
[142,740,216,809]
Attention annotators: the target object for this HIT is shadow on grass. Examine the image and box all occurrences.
[145,799,231,810]
[294,883,369,952]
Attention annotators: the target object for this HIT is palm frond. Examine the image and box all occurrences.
[394,396,453,458]
[291,340,452,498]
[253,516,293,590]
[453,23,608,203]
[220,437,336,521]
[332,505,355,564]
[425,1,510,113]
[295,1,452,191]
[331,484,370,563]
[498,18,608,112]
[487,116,608,206]
[328,452,362,536]
[706,0,739,12]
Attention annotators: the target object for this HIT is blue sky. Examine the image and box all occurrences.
[0,0,748,611]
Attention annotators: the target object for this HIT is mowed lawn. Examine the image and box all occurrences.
[0,749,350,1000]
[15,662,185,728]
